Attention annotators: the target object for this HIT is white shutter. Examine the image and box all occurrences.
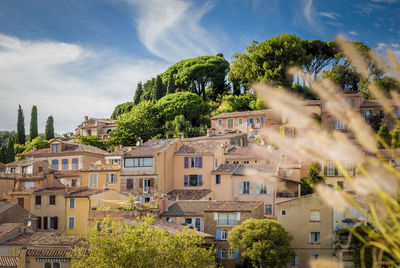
[214,213,218,221]
[237,213,240,221]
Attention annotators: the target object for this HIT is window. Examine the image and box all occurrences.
[72,159,78,170]
[184,175,203,187]
[216,175,221,185]
[346,99,355,107]
[327,161,335,176]
[69,198,75,209]
[292,255,299,267]
[107,173,117,184]
[37,217,41,229]
[68,216,75,229]
[44,262,61,268]
[346,161,354,176]
[124,157,153,167]
[218,213,238,226]
[238,117,243,125]
[56,144,60,152]
[218,119,223,126]
[126,179,133,190]
[52,160,58,171]
[195,218,201,231]
[243,181,251,194]
[89,173,98,188]
[335,121,345,130]
[52,144,56,153]
[380,110,384,118]
[25,182,34,190]
[258,184,269,194]
[310,232,320,243]
[49,216,58,230]
[364,110,372,120]
[221,249,227,259]
[228,250,236,259]
[144,197,151,203]
[281,210,286,216]
[143,179,150,193]
[35,195,41,205]
[62,159,68,170]
[310,210,320,222]
[191,157,202,168]
[244,160,249,164]
[72,179,77,187]
[185,218,193,225]
[311,254,320,259]
[227,118,234,128]
[49,195,56,205]
[265,204,272,215]
[221,229,227,239]
[337,181,344,190]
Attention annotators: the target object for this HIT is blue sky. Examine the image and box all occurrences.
[0,0,399,133]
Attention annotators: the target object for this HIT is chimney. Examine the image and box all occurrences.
[84,115,89,121]
[207,128,215,137]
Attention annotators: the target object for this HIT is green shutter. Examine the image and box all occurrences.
[238,182,243,195]
[249,182,254,195]
[255,183,260,195]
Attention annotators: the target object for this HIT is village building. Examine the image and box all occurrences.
[183,132,248,147]
[80,161,121,192]
[75,116,116,140]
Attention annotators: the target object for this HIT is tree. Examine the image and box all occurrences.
[77,135,106,151]
[167,72,176,94]
[0,144,6,164]
[165,115,206,139]
[320,64,361,92]
[213,93,266,115]
[69,216,216,268]
[375,76,400,97]
[29,105,38,141]
[134,82,144,105]
[228,218,295,268]
[45,116,55,140]
[349,224,375,268]
[21,136,49,153]
[301,162,325,195]
[154,92,211,127]
[155,75,165,100]
[390,127,400,148]
[17,105,25,144]
[5,136,15,163]
[377,124,391,149]
[109,101,159,146]
[110,102,135,120]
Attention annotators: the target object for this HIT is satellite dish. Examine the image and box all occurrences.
[27,221,31,227]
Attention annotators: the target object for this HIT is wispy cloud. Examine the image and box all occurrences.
[303,0,314,24]
[318,12,340,20]
[375,42,400,61]
[125,0,221,63]
[348,31,358,35]
[371,0,398,3]
[0,34,166,133]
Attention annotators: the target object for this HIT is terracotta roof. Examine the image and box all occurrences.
[21,141,108,157]
[33,187,81,194]
[233,164,278,176]
[212,164,240,174]
[0,223,23,237]
[82,163,120,172]
[167,189,212,201]
[54,170,80,178]
[182,133,247,142]
[0,256,17,267]
[160,201,209,217]
[211,109,268,119]
[5,159,34,167]
[225,145,268,160]
[66,188,105,198]
[361,99,399,108]
[0,204,15,215]
[3,232,80,246]
[175,142,220,155]
[26,249,70,257]
[152,218,213,238]
[378,149,400,160]
[124,140,175,158]
[204,201,264,212]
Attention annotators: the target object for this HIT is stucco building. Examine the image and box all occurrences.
[75,116,116,140]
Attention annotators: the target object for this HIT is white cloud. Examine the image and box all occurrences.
[125,0,221,63]
[0,34,166,134]
[371,0,398,3]
[348,31,358,35]
[303,0,313,24]
[318,12,340,20]
[374,42,400,63]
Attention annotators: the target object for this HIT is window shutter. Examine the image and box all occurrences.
[267,186,270,195]
[184,175,189,187]
[255,183,260,195]
[43,217,48,230]
[106,174,110,184]
[54,217,58,230]
[139,197,144,203]
[115,174,118,183]
[234,250,240,259]
[334,166,338,176]
[198,175,203,186]
[261,117,265,124]
[184,157,189,169]
[37,217,41,229]
[237,213,240,221]
[216,229,221,240]
[216,249,221,259]
[199,157,203,168]
[150,197,154,201]
[238,182,243,195]
[249,182,254,195]
[214,213,218,221]
[324,165,327,176]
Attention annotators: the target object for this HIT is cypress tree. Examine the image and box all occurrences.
[30,105,38,141]
[155,75,165,100]
[133,82,143,105]
[5,137,15,163]
[0,144,6,164]
[167,72,176,94]
[377,124,391,149]
[17,105,25,144]
[45,116,55,140]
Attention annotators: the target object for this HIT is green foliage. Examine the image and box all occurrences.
[0,131,16,146]
[109,101,159,146]
[320,64,361,92]
[154,92,211,127]
[17,105,26,144]
[165,115,206,139]
[69,216,217,268]
[213,92,266,115]
[377,124,391,149]
[289,83,318,100]
[45,116,55,140]
[228,218,295,268]
[374,76,400,97]
[349,224,375,268]
[77,135,107,151]
[110,102,135,120]
[0,144,6,164]
[5,136,15,163]
[155,74,165,100]
[369,113,382,132]
[301,162,325,195]
[134,82,143,105]
[390,127,400,148]
[29,105,38,141]
[167,72,176,94]
[141,78,156,101]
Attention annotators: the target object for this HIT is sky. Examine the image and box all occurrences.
[0,0,399,134]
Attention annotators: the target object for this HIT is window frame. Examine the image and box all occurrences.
[124,157,153,168]
[310,232,320,244]
[68,216,75,229]
[52,160,58,171]
[238,117,243,125]
[310,210,320,222]
[35,195,41,205]
[218,119,223,126]
[72,158,79,170]
[89,173,98,189]
[62,159,68,170]
[281,210,286,216]
[108,173,117,184]
[216,175,221,185]
[218,213,238,226]
[69,198,75,209]
[49,195,56,205]
[227,118,234,129]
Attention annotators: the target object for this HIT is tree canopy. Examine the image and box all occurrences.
[134,82,143,105]
[69,216,217,268]
[45,116,55,140]
[301,162,325,195]
[29,105,38,141]
[110,102,135,120]
[228,218,295,268]
[17,105,25,144]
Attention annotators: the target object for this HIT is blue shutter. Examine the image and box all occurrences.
[216,249,221,259]
[261,117,265,124]
[198,175,203,186]
[184,157,189,169]
[216,229,221,240]
[184,175,189,187]
[234,250,239,259]
[199,157,203,168]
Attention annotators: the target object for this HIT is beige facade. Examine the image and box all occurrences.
[277,194,335,268]
[75,116,116,140]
